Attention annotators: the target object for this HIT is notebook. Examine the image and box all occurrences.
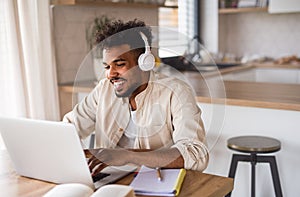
[130,165,186,196]
[0,116,136,190]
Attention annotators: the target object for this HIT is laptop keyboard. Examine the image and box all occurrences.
[92,172,110,182]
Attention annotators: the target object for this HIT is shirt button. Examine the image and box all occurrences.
[119,128,124,132]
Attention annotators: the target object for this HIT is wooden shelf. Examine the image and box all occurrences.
[219,7,268,14]
[50,0,178,9]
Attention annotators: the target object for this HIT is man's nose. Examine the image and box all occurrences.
[107,66,118,79]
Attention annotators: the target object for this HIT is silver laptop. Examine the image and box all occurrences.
[0,117,136,189]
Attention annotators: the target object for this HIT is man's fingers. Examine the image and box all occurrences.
[92,163,108,176]
[88,156,101,172]
[84,149,93,158]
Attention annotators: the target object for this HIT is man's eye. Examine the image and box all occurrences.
[116,63,125,67]
[104,65,110,70]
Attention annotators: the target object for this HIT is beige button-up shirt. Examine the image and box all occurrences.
[63,71,209,171]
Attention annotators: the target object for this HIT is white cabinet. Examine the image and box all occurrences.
[269,0,300,13]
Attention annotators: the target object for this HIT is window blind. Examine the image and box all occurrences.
[158,0,198,58]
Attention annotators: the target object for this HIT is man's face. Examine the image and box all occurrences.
[103,44,145,98]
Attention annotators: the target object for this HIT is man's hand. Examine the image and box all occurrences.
[86,148,130,176]
[84,147,184,176]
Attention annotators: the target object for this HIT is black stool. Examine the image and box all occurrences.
[226,136,283,197]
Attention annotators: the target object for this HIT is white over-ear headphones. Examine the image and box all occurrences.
[138,32,155,71]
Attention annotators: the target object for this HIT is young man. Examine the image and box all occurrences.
[63,19,209,176]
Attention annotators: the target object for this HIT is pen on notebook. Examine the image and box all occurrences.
[156,167,162,181]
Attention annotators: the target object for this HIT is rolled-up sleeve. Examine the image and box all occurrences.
[170,81,209,171]
[172,139,209,171]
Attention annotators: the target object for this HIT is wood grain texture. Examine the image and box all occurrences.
[0,150,233,197]
[116,170,233,197]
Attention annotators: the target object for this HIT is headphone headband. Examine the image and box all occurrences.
[139,32,151,54]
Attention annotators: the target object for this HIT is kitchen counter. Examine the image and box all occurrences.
[58,62,300,113]
[186,63,300,111]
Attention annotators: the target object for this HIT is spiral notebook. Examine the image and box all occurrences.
[129,165,186,196]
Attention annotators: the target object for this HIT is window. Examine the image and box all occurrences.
[158,0,198,58]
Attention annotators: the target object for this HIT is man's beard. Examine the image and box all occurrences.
[114,83,140,98]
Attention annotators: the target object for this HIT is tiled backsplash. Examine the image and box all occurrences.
[219,12,300,59]
[52,5,158,84]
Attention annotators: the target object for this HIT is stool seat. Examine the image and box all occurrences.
[227,135,281,153]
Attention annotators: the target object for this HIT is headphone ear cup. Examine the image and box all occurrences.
[138,53,155,71]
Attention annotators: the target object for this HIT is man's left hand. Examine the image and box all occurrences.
[86,148,130,176]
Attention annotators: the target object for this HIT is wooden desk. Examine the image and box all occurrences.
[0,151,233,197]
[116,170,233,197]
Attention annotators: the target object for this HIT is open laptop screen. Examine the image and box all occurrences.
[0,117,136,189]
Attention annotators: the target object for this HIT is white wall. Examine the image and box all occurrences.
[269,0,300,13]
[199,102,300,197]
[219,12,300,58]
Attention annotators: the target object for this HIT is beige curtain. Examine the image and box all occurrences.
[0,0,60,120]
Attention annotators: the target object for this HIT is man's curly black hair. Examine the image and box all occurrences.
[95,19,152,58]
